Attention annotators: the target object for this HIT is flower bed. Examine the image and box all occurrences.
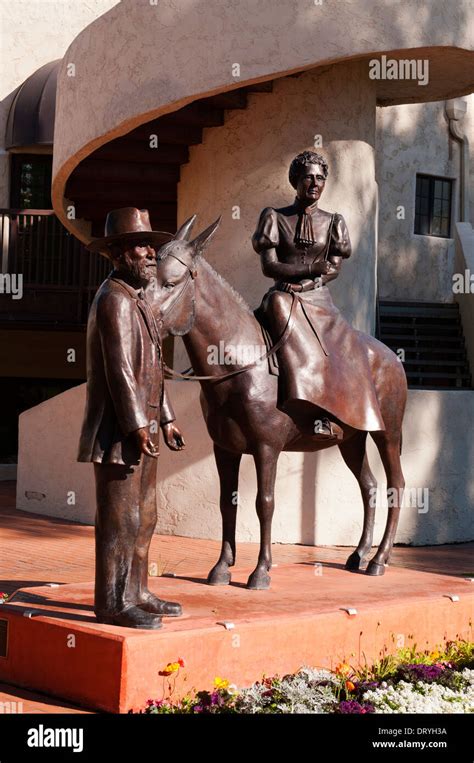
[138,640,474,714]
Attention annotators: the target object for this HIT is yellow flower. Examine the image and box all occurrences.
[429,651,441,661]
[345,680,356,692]
[159,662,181,676]
[214,677,230,690]
[335,662,351,677]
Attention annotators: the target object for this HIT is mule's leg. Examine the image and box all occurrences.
[207,445,242,586]
[338,432,377,571]
[247,445,279,590]
[366,432,405,576]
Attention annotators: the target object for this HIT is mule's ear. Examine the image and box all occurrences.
[175,214,197,241]
[190,216,221,256]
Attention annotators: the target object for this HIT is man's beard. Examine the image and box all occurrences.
[122,254,154,286]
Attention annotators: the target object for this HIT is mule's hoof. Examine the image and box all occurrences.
[366,560,385,576]
[246,570,271,590]
[345,551,366,571]
[207,567,231,586]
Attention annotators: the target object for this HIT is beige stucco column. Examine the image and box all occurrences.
[175,59,377,375]
[161,59,380,545]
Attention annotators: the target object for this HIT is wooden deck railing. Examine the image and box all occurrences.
[0,209,110,325]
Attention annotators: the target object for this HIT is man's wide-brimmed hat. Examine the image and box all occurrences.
[87,207,173,255]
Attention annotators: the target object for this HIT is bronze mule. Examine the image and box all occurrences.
[150,217,407,590]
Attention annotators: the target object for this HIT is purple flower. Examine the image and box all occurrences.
[210,691,221,706]
[400,663,445,683]
[195,690,212,708]
[338,700,375,714]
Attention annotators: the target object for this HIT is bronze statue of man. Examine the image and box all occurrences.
[78,208,185,629]
[252,150,385,438]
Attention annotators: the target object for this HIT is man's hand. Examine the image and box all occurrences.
[161,422,186,451]
[133,427,159,458]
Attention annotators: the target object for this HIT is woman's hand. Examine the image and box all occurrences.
[320,256,342,285]
[277,281,302,293]
[310,260,332,276]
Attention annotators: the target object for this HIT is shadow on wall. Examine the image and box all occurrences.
[301,390,474,548]
[376,101,462,303]
[402,390,474,545]
[302,96,472,547]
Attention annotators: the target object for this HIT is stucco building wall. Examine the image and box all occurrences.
[376,95,474,303]
[17,382,474,547]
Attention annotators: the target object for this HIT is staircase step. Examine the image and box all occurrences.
[380,322,460,335]
[406,372,471,380]
[402,360,470,368]
[379,305,459,318]
[380,333,465,344]
[408,385,472,390]
[380,316,460,326]
[381,323,461,332]
[377,300,472,390]
[379,301,459,310]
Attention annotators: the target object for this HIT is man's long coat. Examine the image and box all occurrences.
[77,273,175,465]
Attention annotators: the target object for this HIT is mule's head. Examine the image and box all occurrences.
[146,214,220,336]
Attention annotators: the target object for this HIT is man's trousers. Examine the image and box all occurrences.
[93,455,158,617]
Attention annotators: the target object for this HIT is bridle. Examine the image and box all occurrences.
[158,252,197,320]
[115,251,300,384]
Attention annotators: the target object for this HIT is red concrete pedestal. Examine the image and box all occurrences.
[0,563,472,713]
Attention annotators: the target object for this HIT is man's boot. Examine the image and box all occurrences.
[96,604,163,629]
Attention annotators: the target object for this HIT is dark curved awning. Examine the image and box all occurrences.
[5,60,60,149]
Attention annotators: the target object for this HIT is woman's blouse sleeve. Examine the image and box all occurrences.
[252,207,279,254]
[329,213,351,259]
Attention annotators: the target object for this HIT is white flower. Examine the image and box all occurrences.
[363,678,474,714]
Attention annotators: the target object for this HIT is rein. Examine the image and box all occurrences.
[163,291,300,382]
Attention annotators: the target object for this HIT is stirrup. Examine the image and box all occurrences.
[313,417,343,441]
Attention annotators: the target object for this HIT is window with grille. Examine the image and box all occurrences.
[10,154,52,209]
[414,175,452,238]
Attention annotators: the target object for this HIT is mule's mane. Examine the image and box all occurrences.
[199,256,254,315]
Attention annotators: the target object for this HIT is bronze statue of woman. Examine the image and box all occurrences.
[252,150,385,439]
[150,210,406,585]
